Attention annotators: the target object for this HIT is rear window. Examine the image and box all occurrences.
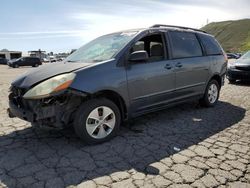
[198,34,223,55]
[169,31,203,59]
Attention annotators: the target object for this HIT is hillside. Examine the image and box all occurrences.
[201,19,250,52]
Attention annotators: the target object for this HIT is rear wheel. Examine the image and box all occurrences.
[73,98,121,144]
[14,64,19,68]
[200,80,220,107]
[32,64,39,67]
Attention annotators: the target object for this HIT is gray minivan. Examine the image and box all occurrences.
[8,25,227,144]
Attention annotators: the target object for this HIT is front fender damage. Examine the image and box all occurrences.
[8,88,89,129]
[31,89,89,129]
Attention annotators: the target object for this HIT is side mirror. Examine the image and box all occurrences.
[129,51,149,62]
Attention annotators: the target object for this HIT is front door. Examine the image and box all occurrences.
[126,33,175,115]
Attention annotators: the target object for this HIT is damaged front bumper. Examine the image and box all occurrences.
[8,100,34,121]
[8,86,86,129]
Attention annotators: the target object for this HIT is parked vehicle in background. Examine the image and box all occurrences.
[227,50,250,83]
[8,25,227,144]
[57,58,65,61]
[227,53,240,59]
[48,58,57,63]
[8,57,42,68]
[42,58,50,63]
[0,58,8,65]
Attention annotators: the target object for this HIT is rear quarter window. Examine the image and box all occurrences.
[169,31,203,59]
[198,34,223,56]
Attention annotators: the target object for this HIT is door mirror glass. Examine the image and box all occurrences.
[129,51,149,62]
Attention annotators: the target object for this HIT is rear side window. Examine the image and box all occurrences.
[169,31,203,59]
[198,34,223,55]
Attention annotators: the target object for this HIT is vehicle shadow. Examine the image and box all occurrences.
[0,101,245,187]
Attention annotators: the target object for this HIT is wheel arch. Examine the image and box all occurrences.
[91,90,128,121]
[209,74,222,88]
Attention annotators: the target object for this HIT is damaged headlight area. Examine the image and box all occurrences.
[23,73,76,99]
[9,88,87,129]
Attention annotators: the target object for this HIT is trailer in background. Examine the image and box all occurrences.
[0,49,22,60]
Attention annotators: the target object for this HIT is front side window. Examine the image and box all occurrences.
[66,31,138,63]
[169,31,203,59]
[131,41,145,52]
[130,34,165,62]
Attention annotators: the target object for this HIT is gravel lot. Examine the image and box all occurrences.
[0,65,249,188]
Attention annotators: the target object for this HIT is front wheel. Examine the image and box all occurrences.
[73,98,121,144]
[200,80,220,107]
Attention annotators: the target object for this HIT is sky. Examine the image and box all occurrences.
[1,0,250,53]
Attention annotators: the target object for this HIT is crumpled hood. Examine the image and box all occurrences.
[12,62,92,88]
[235,59,250,66]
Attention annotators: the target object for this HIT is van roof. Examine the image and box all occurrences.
[116,24,208,36]
[149,24,207,33]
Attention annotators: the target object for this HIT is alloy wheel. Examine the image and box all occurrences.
[85,106,116,139]
[208,83,218,104]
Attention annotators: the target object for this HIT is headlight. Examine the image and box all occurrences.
[23,73,76,99]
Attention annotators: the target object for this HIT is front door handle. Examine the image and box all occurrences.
[164,64,172,70]
[175,62,183,68]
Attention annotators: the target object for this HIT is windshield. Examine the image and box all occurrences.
[65,31,138,63]
[240,51,250,59]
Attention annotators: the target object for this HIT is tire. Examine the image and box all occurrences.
[200,79,220,107]
[228,79,236,84]
[73,98,121,144]
[14,64,19,68]
[32,64,39,67]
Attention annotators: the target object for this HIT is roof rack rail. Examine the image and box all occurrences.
[150,24,207,33]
